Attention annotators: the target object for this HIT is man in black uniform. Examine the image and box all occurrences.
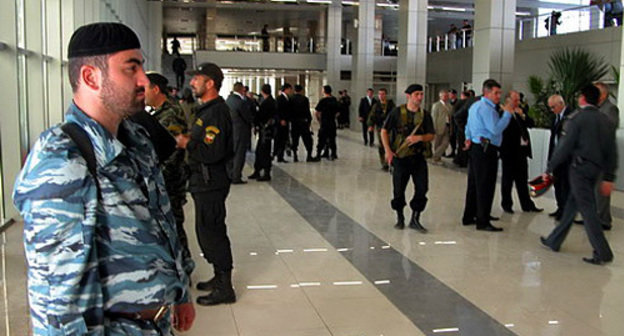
[358,88,376,146]
[176,62,236,305]
[290,85,316,162]
[368,88,395,170]
[314,85,339,160]
[249,84,276,181]
[274,83,293,162]
[381,84,435,233]
[541,85,617,265]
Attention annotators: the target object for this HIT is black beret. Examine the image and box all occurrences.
[68,22,141,58]
[405,84,424,94]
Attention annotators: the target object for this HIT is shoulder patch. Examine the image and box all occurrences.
[204,126,221,144]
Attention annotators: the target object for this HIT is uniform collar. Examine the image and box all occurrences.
[152,100,173,117]
[233,91,245,100]
[481,97,496,108]
[66,101,144,167]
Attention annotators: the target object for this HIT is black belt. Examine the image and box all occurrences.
[106,305,169,322]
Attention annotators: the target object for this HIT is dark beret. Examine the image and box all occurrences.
[68,22,141,58]
[405,84,424,94]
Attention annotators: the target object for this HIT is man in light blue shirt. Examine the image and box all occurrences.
[461,79,513,232]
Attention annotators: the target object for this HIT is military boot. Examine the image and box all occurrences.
[196,275,217,292]
[408,211,428,233]
[394,210,405,230]
[196,271,236,306]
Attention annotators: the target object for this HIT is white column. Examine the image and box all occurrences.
[25,0,45,146]
[147,2,162,71]
[325,0,342,86]
[472,0,516,92]
[352,0,375,103]
[46,0,65,126]
[396,0,427,104]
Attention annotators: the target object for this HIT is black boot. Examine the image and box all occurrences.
[196,275,217,292]
[196,271,236,306]
[394,210,405,230]
[258,169,271,181]
[248,171,261,179]
[408,211,428,233]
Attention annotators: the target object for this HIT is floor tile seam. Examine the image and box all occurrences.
[266,165,517,336]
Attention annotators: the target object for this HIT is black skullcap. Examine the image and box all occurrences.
[186,62,224,88]
[68,22,140,58]
[146,72,169,94]
[405,84,424,94]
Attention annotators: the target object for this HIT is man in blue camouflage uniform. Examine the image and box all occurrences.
[12,23,195,335]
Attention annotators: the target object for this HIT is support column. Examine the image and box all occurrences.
[352,0,375,102]
[147,2,163,71]
[205,4,217,51]
[396,0,427,105]
[472,0,516,91]
[325,0,342,86]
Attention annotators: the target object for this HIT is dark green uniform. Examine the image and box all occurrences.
[382,105,434,214]
[153,101,194,275]
[368,99,396,168]
[543,105,617,262]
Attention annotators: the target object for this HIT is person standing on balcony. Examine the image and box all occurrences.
[461,20,472,47]
[261,24,270,52]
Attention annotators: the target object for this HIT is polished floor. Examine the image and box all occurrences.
[2,129,624,336]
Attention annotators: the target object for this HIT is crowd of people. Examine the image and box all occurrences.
[10,21,621,335]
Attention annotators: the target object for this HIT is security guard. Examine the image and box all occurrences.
[368,88,396,170]
[13,22,194,335]
[145,72,194,277]
[381,84,435,233]
[176,62,236,304]
[249,84,277,181]
[541,85,617,265]
[290,84,316,162]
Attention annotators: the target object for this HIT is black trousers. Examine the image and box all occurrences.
[501,154,535,211]
[462,144,498,228]
[274,124,289,160]
[391,155,428,212]
[170,197,192,273]
[175,73,184,89]
[543,160,613,261]
[361,121,374,145]
[229,127,251,182]
[453,126,468,167]
[254,133,272,172]
[316,126,336,157]
[192,190,233,272]
[291,123,313,156]
[553,163,570,212]
[449,121,457,155]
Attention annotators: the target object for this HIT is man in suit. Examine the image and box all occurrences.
[447,89,459,158]
[291,84,316,162]
[547,94,571,220]
[249,84,276,181]
[594,82,619,230]
[431,89,452,163]
[500,90,542,213]
[274,83,293,162]
[453,91,477,168]
[358,88,376,146]
[226,82,254,184]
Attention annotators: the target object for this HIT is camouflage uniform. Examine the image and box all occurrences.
[153,100,194,276]
[13,103,191,335]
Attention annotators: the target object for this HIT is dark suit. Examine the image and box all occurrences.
[274,93,291,161]
[596,99,619,228]
[226,93,254,182]
[453,96,480,167]
[358,96,376,145]
[290,93,314,159]
[548,107,571,215]
[500,113,537,211]
[254,96,276,173]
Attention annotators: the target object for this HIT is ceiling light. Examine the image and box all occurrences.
[441,7,466,12]
[377,3,398,7]
[307,0,332,3]
[271,0,297,2]
[342,0,358,4]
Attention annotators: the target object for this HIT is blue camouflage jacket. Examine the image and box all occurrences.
[13,103,192,335]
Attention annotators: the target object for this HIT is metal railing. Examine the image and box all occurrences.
[204,34,327,54]
[428,30,472,53]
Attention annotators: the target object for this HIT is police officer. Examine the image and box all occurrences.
[314,85,340,160]
[145,72,194,276]
[367,88,395,170]
[249,84,277,181]
[541,85,617,265]
[381,84,435,233]
[13,22,194,335]
[176,62,236,305]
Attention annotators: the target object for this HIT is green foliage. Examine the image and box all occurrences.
[527,48,610,128]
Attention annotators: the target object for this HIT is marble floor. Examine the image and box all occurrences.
[2,129,624,336]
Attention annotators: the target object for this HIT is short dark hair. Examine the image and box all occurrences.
[323,85,332,94]
[461,90,471,98]
[448,89,457,94]
[468,89,476,97]
[379,88,388,93]
[261,84,272,95]
[146,73,169,96]
[580,84,600,105]
[68,54,109,92]
[233,82,244,92]
[367,88,374,92]
[482,79,501,91]
[282,83,292,91]
[294,84,303,92]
